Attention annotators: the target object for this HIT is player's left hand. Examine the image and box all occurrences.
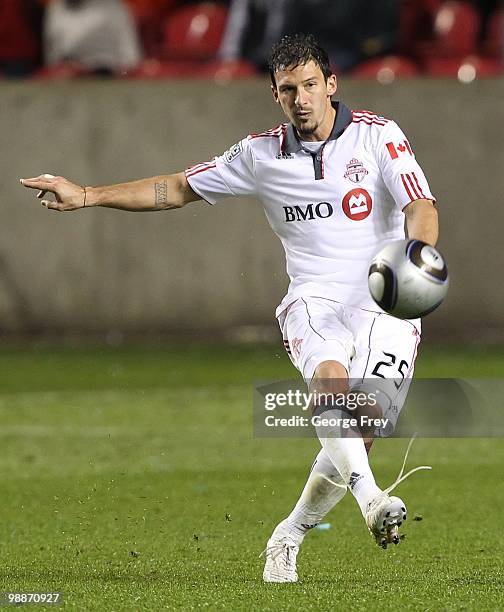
[20,174,86,211]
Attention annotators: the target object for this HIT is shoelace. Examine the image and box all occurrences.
[384,434,432,494]
[318,434,432,493]
[259,541,297,565]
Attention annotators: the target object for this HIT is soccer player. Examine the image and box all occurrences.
[21,34,438,583]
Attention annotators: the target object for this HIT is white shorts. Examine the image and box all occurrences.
[278,297,421,434]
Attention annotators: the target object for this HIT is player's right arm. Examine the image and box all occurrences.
[21,136,257,211]
[20,172,200,212]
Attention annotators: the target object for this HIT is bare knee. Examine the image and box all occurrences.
[312,360,348,395]
[311,362,381,439]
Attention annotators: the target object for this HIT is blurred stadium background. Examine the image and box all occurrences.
[1,0,503,343]
[1,1,503,609]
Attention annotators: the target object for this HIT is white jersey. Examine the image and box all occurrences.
[185,102,435,317]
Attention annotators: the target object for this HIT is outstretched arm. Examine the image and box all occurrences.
[404,199,438,246]
[20,172,200,212]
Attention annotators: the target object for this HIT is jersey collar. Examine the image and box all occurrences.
[282,101,352,155]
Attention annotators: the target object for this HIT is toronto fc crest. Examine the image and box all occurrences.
[344,158,369,183]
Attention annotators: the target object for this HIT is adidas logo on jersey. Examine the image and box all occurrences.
[276,152,294,159]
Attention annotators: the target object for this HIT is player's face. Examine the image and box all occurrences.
[272,60,337,141]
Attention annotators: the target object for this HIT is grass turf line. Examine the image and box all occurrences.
[0,345,503,610]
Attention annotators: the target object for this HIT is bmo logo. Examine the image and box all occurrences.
[342,188,373,221]
[283,201,334,223]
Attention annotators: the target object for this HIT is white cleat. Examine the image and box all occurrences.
[262,537,299,583]
[364,435,432,549]
[262,521,300,583]
[365,492,407,549]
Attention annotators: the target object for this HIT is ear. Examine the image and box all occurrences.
[271,84,280,105]
[326,74,337,97]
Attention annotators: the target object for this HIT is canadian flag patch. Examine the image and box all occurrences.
[386,140,413,159]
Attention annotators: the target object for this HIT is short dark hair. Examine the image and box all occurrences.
[268,33,332,87]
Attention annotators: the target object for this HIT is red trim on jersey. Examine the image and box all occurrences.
[405,173,422,199]
[404,139,413,155]
[252,124,283,134]
[386,142,398,159]
[280,123,288,154]
[186,160,214,172]
[353,109,389,122]
[411,172,426,198]
[353,114,387,123]
[186,163,217,178]
[250,124,283,139]
[249,133,282,140]
[353,117,387,127]
[401,173,414,200]
[186,160,214,174]
[401,174,423,200]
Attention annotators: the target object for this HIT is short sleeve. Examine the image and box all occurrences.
[185,137,257,205]
[376,121,436,210]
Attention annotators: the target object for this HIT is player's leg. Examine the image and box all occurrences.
[264,298,353,583]
[263,447,346,583]
[292,302,420,548]
[276,299,384,520]
[264,440,376,582]
[281,448,347,538]
[347,309,422,547]
[311,358,383,517]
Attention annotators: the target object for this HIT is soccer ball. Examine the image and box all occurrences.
[368,239,449,319]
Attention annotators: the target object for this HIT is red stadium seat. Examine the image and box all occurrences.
[0,0,40,70]
[430,1,481,57]
[351,56,420,83]
[162,2,228,61]
[424,55,503,79]
[126,0,178,58]
[399,0,445,56]
[126,0,178,22]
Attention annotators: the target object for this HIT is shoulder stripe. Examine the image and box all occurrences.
[186,160,215,174]
[186,162,217,178]
[353,110,390,122]
[352,117,388,127]
[249,134,282,139]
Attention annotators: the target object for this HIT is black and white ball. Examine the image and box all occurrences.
[368,239,449,319]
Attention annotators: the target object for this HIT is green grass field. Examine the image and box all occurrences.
[0,344,503,611]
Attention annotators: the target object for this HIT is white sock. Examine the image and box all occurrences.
[315,413,381,516]
[278,448,347,542]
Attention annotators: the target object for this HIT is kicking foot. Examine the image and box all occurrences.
[262,521,300,583]
[365,492,407,549]
[365,435,432,549]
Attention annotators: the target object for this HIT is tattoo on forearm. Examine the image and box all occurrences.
[154,180,168,208]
